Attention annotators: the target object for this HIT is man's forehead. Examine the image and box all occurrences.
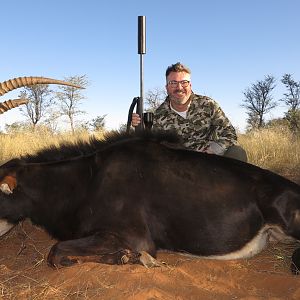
[167,71,191,80]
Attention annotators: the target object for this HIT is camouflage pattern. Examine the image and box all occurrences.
[153,93,237,153]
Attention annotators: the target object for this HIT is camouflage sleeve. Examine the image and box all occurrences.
[208,101,237,152]
[152,116,163,130]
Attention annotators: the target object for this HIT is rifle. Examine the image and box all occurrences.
[126,16,153,133]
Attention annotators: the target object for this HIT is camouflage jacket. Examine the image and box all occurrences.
[153,93,237,154]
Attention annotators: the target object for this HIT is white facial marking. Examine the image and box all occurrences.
[0,183,12,195]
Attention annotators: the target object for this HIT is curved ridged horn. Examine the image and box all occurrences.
[0,99,29,115]
[0,76,83,96]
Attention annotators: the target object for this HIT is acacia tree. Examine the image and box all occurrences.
[281,74,300,132]
[56,75,88,133]
[19,84,53,131]
[242,75,277,130]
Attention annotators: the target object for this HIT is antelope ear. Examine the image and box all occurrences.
[0,173,17,194]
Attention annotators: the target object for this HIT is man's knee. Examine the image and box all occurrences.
[224,145,248,162]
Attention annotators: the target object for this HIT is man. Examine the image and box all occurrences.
[132,62,247,162]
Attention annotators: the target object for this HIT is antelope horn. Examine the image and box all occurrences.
[0,76,83,96]
[0,99,29,115]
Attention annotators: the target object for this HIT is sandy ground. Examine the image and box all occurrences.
[1,173,300,299]
[0,220,299,300]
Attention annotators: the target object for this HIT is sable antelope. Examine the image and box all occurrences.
[0,131,299,274]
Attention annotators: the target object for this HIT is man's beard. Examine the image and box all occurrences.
[170,91,190,105]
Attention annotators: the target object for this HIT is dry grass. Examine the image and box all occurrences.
[0,129,105,164]
[238,127,300,175]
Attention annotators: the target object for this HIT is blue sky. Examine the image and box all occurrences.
[1,0,299,132]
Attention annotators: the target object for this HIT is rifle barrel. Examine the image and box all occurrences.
[137,16,146,130]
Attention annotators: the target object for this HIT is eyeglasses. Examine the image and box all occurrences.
[167,80,190,88]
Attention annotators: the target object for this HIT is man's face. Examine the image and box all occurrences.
[166,71,192,105]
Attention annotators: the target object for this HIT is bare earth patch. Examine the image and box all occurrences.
[1,176,300,299]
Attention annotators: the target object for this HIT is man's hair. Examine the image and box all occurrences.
[165,62,191,78]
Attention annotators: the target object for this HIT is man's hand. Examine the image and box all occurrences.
[131,113,141,127]
[203,148,215,154]
[201,142,226,156]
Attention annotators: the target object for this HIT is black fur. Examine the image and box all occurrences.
[21,130,182,163]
